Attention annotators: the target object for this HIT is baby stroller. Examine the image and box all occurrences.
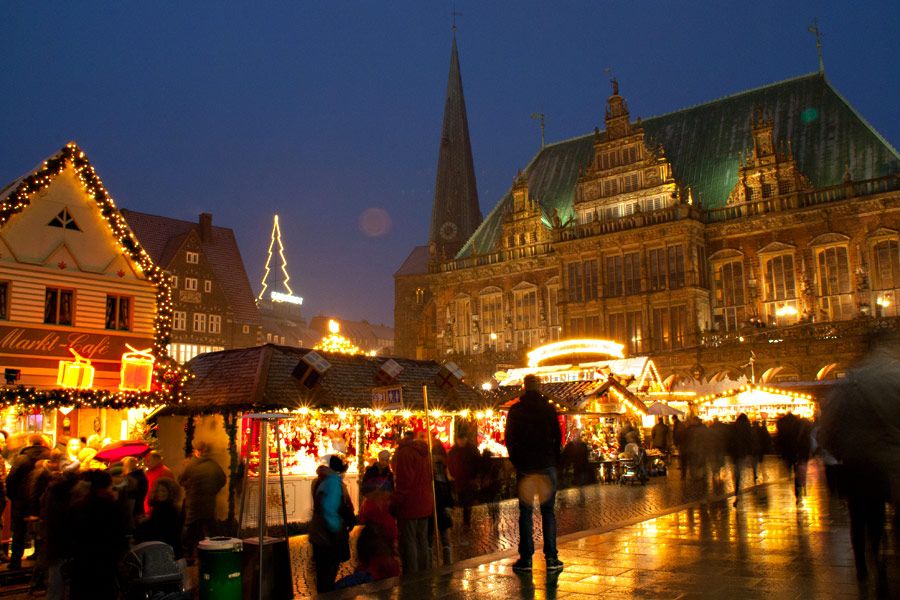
[120,541,189,600]
[618,447,649,485]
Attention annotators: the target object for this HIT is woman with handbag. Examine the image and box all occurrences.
[309,454,354,593]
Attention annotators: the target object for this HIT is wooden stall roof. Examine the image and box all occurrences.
[162,344,484,415]
[486,376,648,415]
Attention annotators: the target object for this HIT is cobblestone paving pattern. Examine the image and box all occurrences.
[324,461,899,600]
[285,458,788,597]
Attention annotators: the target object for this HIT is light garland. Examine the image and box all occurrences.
[0,142,192,407]
[314,320,362,355]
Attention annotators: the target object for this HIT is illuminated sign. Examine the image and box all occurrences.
[527,339,625,367]
[270,291,303,305]
[57,348,95,389]
[119,345,155,392]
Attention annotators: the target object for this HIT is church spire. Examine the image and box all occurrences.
[429,34,482,261]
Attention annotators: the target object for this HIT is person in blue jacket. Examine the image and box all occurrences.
[309,454,352,593]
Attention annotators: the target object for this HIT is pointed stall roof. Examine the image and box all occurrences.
[460,73,900,257]
[166,345,483,414]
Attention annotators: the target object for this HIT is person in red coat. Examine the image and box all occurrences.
[447,433,480,527]
[143,451,175,515]
[391,431,433,574]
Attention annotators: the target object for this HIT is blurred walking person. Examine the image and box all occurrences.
[821,333,900,584]
[751,420,771,482]
[178,440,225,561]
[309,455,353,593]
[391,431,433,575]
[728,414,754,506]
[447,432,480,528]
[776,413,812,503]
[505,374,564,573]
[6,433,50,569]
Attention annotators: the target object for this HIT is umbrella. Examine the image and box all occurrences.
[95,440,151,462]
[646,402,683,417]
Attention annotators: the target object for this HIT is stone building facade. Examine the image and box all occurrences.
[395,52,900,390]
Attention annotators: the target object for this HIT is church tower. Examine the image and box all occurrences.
[429,34,482,261]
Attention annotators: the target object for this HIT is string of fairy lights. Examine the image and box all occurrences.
[0,142,191,409]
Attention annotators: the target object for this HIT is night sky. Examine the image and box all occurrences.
[3,2,899,328]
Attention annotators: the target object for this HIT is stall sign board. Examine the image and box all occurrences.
[373,387,402,411]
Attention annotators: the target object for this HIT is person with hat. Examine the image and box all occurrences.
[309,454,354,593]
[362,449,394,493]
[505,374,564,572]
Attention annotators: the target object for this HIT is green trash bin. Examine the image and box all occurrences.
[198,537,243,600]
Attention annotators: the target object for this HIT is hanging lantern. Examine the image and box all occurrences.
[57,348,95,389]
[119,344,155,392]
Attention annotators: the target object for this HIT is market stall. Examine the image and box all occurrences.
[158,343,484,524]
[696,383,814,422]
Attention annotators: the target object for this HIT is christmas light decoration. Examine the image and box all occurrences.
[0,143,191,408]
[527,339,625,367]
[120,344,155,392]
[57,348,95,389]
[314,320,362,354]
[258,215,302,305]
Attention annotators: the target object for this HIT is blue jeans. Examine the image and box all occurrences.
[516,468,558,561]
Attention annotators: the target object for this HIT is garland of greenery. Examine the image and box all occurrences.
[183,415,195,459]
[225,413,240,523]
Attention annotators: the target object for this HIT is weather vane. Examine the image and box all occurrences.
[808,18,824,73]
[451,9,462,32]
[530,105,550,149]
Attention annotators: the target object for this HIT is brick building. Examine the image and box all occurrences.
[395,41,900,391]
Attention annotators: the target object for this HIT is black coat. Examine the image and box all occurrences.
[137,500,184,560]
[504,390,562,472]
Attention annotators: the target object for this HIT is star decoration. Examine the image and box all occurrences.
[117,269,126,278]
[57,261,67,269]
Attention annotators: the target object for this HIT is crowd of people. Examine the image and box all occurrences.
[310,427,507,593]
[0,436,225,599]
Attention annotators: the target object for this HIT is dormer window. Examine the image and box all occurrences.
[48,208,80,231]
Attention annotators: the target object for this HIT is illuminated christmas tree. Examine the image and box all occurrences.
[258,215,302,305]
[314,320,362,355]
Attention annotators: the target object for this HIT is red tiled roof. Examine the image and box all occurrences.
[121,209,261,325]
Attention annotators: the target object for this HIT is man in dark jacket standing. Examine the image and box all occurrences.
[178,440,226,560]
[505,374,564,572]
[6,434,50,569]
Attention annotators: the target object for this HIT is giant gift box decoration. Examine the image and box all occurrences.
[291,350,331,389]
[57,348,95,389]
[434,361,465,391]
[373,358,403,387]
[119,344,155,392]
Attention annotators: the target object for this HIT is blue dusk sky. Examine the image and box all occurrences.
[2,1,898,328]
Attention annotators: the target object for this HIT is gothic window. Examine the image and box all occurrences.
[871,239,900,317]
[697,246,710,288]
[567,262,584,302]
[584,259,599,301]
[671,305,687,348]
[480,291,503,349]
[763,253,798,325]
[816,246,853,321]
[652,306,669,351]
[648,248,666,291]
[624,252,641,295]
[455,297,472,353]
[569,317,584,337]
[585,315,601,337]
[605,255,624,297]
[667,245,685,289]
[415,288,425,305]
[47,208,80,231]
[514,288,538,349]
[714,261,745,331]
[608,312,626,344]
[546,284,560,342]
[627,310,643,354]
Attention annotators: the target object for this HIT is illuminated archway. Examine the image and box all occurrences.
[527,339,624,367]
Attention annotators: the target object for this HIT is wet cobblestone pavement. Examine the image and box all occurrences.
[322,460,899,600]
[292,458,787,597]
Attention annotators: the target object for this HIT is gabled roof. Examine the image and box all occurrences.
[461,72,900,257]
[121,209,261,325]
[395,245,430,277]
[170,344,483,414]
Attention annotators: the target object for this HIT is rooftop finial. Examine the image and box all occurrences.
[451,8,462,33]
[808,18,824,73]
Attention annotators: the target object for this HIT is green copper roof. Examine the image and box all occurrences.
[460,72,900,257]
